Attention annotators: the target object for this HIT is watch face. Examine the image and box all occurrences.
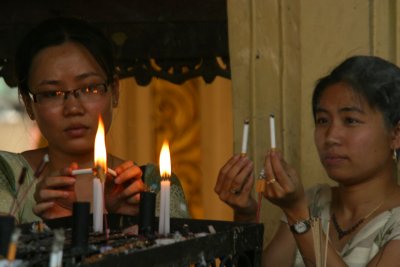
[291,220,310,234]
[294,222,308,233]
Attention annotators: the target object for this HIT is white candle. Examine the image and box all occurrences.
[49,229,65,267]
[160,180,170,234]
[71,168,93,175]
[241,119,250,155]
[92,115,107,233]
[159,180,170,235]
[93,177,103,232]
[107,168,117,177]
[269,114,276,149]
[158,141,171,235]
[165,181,170,233]
[72,168,116,177]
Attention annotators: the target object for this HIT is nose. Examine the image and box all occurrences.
[63,89,80,100]
[324,121,342,146]
[63,91,84,116]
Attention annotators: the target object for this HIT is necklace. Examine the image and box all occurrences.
[331,200,384,240]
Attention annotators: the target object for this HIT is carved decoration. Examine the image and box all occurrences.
[153,80,203,218]
[0,0,230,87]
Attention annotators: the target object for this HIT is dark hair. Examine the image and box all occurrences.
[312,55,400,128]
[15,17,115,96]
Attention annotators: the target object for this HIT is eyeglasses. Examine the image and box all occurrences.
[29,83,109,107]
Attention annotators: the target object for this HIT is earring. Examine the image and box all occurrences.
[393,149,398,161]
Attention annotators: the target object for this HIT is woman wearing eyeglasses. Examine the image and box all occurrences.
[0,17,189,223]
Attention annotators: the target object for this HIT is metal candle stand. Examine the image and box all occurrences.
[15,214,263,267]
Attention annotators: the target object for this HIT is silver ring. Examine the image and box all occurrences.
[266,178,276,185]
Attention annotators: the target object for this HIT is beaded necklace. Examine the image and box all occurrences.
[331,200,384,240]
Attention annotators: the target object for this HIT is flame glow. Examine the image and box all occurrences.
[94,115,107,172]
[159,140,171,178]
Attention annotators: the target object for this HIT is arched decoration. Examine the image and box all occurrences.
[117,57,229,86]
[0,0,230,87]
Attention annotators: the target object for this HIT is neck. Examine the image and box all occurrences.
[45,146,94,173]
[333,177,397,217]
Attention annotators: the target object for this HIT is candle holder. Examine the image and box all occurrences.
[0,215,15,257]
[72,202,90,249]
[16,215,263,266]
[139,191,156,236]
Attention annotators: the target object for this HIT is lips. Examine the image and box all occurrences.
[322,153,348,166]
[64,124,90,138]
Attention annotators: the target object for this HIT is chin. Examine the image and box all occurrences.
[65,143,93,155]
[327,174,361,186]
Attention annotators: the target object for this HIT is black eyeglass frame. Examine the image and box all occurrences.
[27,83,110,104]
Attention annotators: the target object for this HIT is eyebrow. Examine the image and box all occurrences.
[35,72,105,87]
[75,72,104,81]
[315,106,366,114]
[36,80,60,86]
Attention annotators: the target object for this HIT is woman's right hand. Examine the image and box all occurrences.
[214,154,257,222]
[33,163,77,220]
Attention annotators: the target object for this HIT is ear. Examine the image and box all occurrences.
[21,93,35,120]
[111,76,120,108]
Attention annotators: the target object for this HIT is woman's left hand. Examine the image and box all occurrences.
[263,150,308,216]
[104,160,144,215]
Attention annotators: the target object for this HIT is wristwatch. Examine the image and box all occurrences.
[289,219,311,234]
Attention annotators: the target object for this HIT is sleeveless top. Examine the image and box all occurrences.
[289,184,400,267]
[0,150,189,223]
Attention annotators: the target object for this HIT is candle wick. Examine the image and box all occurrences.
[96,165,106,183]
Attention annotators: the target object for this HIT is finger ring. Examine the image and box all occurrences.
[266,178,276,185]
[258,169,266,179]
[230,188,241,194]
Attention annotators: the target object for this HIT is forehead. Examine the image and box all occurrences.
[28,42,105,86]
[317,82,369,111]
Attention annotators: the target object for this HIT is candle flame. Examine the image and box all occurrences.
[159,140,171,178]
[94,115,107,173]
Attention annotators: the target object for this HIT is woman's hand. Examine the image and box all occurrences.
[263,150,308,218]
[105,160,143,215]
[33,163,77,220]
[214,154,257,222]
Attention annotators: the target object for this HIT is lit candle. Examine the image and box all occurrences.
[158,140,171,235]
[93,116,107,233]
[92,177,103,233]
[241,119,250,155]
[269,114,276,149]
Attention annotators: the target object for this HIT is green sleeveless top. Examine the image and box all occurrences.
[0,151,189,223]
